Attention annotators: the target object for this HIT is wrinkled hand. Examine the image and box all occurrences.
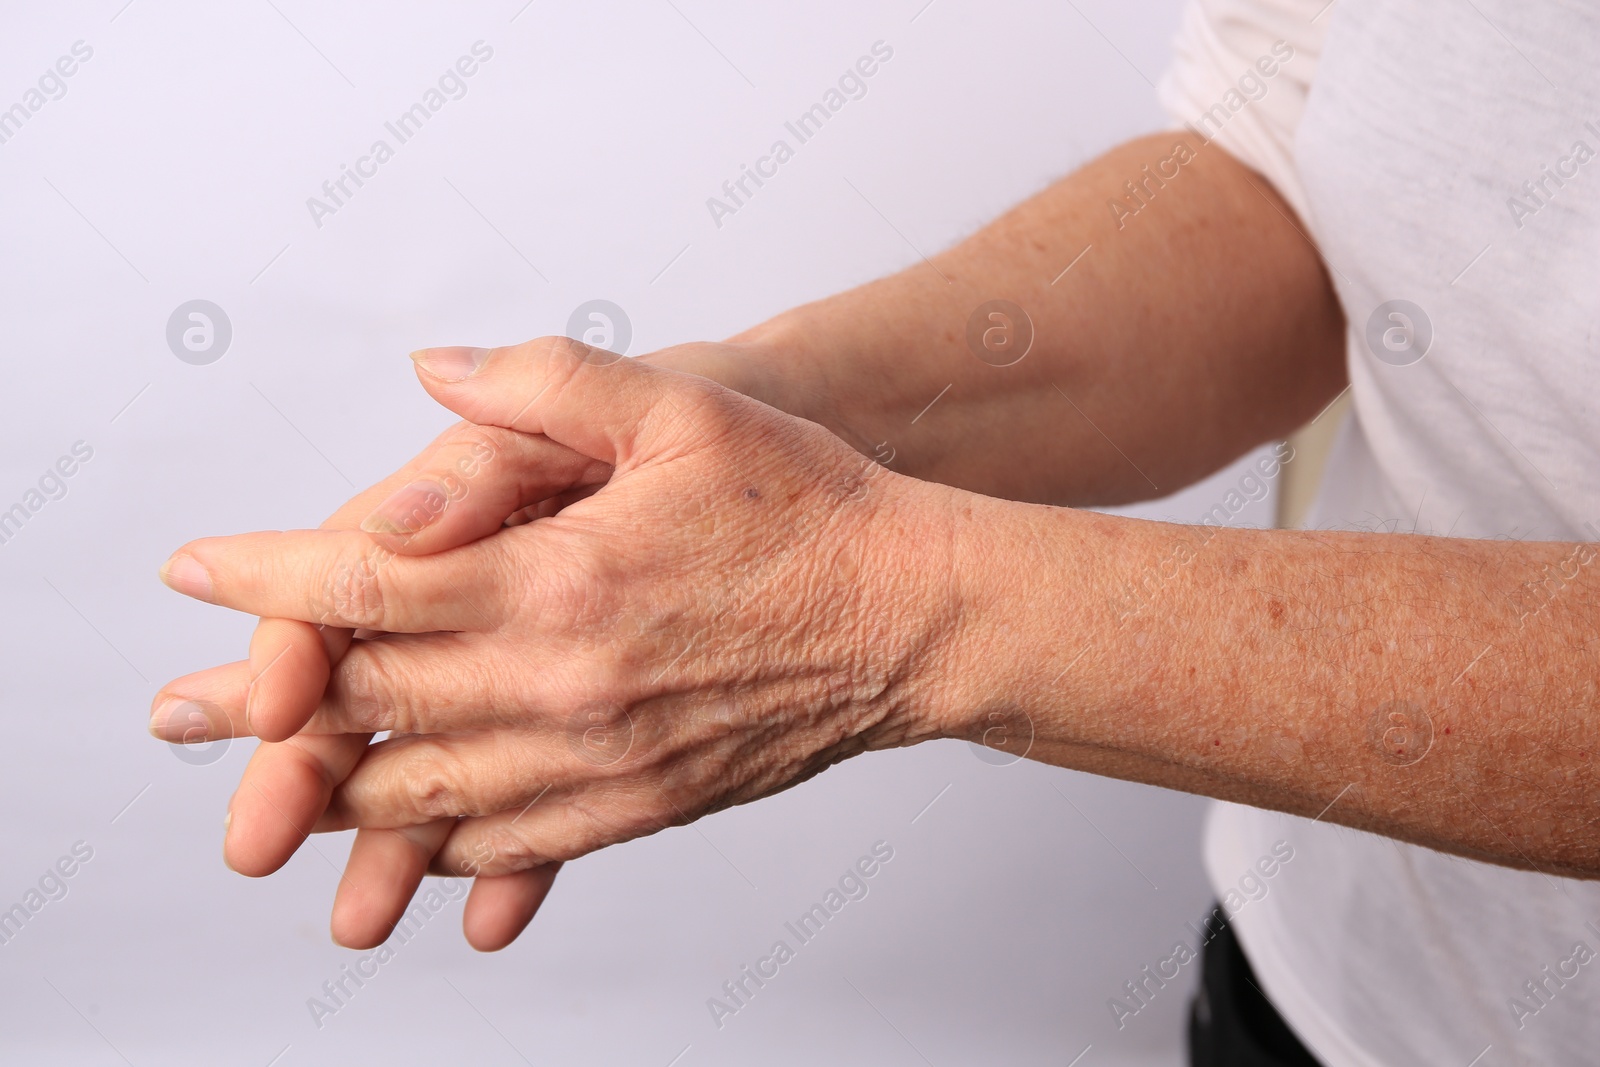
[154,417,609,948]
[157,339,961,935]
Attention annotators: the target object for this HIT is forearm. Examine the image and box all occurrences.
[655,132,1346,505]
[925,496,1600,877]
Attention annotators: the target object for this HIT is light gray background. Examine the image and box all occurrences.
[0,1,1280,1062]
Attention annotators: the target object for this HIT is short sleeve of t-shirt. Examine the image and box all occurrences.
[1156,0,1329,222]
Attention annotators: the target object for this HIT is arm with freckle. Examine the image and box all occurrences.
[648,130,1346,509]
[931,499,1600,878]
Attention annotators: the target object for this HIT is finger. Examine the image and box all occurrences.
[320,420,557,528]
[156,633,562,742]
[159,529,516,632]
[220,447,444,865]
[357,425,608,553]
[219,422,576,878]
[330,821,454,949]
[165,423,592,737]
[426,798,660,877]
[225,732,372,877]
[503,482,603,527]
[317,730,576,829]
[149,659,248,743]
[163,420,580,739]
[463,866,562,952]
[152,627,350,744]
[230,424,566,776]
[244,619,333,742]
[409,338,701,467]
[314,632,559,735]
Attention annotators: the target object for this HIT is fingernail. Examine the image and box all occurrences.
[150,696,209,743]
[411,346,490,381]
[245,640,293,737]
[159,553,213,601]
[361,480,449,535]
[243,678,260,736]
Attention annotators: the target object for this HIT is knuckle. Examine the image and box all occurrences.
[523,334,587,386]
[551,797,624,859]
[446,423,509,480]
[473,538,528,630]
[449,421,507,456]
[522,334,571,358]
[400,754,465,820]
[661,375,739,449]
[326,688,388,734]
[474,824,542,871]
[402,424,504,516]
[581,788,672,845]
[531,531,619,630]
[564,699,637,771]
[332,645,420,733]
[316,543,394,628]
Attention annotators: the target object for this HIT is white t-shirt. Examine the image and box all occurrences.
[1160,1,1600,1063]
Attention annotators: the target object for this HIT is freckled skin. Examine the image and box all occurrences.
[646,132,1599,879]
[941,504,1600,877]
[159,131,1600,950]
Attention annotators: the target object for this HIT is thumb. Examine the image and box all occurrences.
[409,337,695,467]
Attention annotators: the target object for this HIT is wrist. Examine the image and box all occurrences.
[919,494,1110,754]
[857,480,1067,752]
[846,473,964,750]
[639,311,825,427]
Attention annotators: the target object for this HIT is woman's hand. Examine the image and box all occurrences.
[152,417,609,948]
[157,338,965,888]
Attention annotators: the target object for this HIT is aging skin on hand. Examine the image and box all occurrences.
[153,132,1600,952]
